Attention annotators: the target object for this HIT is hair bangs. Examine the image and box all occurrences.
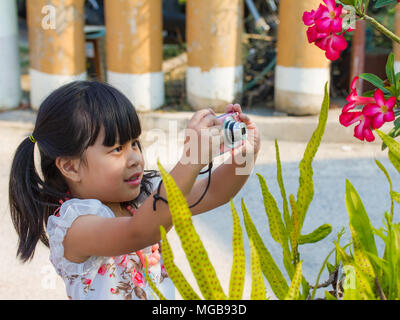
[83,82,142,148]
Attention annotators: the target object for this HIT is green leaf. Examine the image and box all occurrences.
[388,150,400,175]
[228,200,245,300]
[144,256,167,300]
[298,224,332,244]
[157,160,226,300]
[345,180,378,256]
[275,139,291,235]
[284,261,303,300]
[296,82,330,230]
[325,290,337,300]
[256,173,287,247]
[374,0,397,9]
[241,199,289,300]
[289,194,299,262]
[359,73,391,94]
[249,238,268,300]
[159,226,201,300]
[376,130,400,159]
[350,225,377,287]
[375,159,394,218]
[386,52,396,86]
[337,0,355,5]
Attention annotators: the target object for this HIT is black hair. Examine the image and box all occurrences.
[9,81,159,262]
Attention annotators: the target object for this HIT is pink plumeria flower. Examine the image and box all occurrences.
[362,89,396,129]
[314,0,343,33]
[306,25,329,44]
[303,4,325,26]
[317,32,348,61]
[339,111,375,142]
[343,76,376,112]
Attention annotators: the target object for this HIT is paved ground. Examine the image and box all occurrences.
[0,109,397,300]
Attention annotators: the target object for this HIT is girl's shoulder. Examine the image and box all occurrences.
[47,198,115,235]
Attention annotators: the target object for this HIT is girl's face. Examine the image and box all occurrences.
[75,126,145,205]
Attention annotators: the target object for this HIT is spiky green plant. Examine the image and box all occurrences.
[146,160,267,300]
[330,130,400,300]
[241,82,332,299]
[146,82,332,300]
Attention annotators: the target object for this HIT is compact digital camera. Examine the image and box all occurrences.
[216,112,247,155]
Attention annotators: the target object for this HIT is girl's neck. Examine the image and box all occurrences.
[105,202,131,217]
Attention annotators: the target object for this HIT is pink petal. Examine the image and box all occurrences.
[386,96,397,109]
[315,33,331,50]
[331,17,343,33]
[303,10,316,26]
[354,121,365,141]
[372,113,385,129]
[325,44,340,61]
[373,89,385,106]
[343,101,356,113]
[339,111,362,127]
[324,0,337,11]
[350,76,359,91]
[315,4,329,19]
[330,34,347,51]
[383,111,395,123]
[362,104,381,117]
[307,26,319,43]
[364,128,375,142]
[316,17,332,33]
[334,7,343,17]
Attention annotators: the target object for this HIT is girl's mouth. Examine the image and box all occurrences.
[125,173,142,186]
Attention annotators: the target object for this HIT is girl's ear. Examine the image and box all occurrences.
[55,157,82,183]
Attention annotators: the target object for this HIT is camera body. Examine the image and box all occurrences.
[216,112,247,155]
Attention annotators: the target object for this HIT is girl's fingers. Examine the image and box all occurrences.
[226,104,234,114]
[233,104,242,113]
[239,113,250,123]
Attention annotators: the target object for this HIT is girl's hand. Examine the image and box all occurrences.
[181,108,224,169]
[226,104,261,157]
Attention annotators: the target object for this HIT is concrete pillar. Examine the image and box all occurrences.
[186,0,244,112]
[27,0,86,110]
[275,0,330,115]
[394,4,400,73]
[105,0,164,111]
[0,1,21,110]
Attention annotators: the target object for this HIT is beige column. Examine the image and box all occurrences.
[186,0,244,112]
[394,4,400,74]
[27,0,86,110]
[0,0,21,110]
[275,0,330,115]
[105,0,164,111]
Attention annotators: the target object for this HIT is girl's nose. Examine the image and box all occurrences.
[127,148,141,168]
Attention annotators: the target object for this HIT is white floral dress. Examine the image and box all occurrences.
[46,178,175,300]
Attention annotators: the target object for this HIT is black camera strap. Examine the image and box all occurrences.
[152,161,214,211]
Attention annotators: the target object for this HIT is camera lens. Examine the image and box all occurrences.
[222,117,247,147]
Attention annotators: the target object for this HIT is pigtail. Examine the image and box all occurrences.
[9,137,48,262]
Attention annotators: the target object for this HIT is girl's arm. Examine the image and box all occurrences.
[63,160,205,263]
[62,109,221,263]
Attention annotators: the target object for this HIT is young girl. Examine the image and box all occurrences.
[9,81,260,300]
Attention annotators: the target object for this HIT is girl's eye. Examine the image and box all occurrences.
[132,140,140,148]
[112,146,123,153]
